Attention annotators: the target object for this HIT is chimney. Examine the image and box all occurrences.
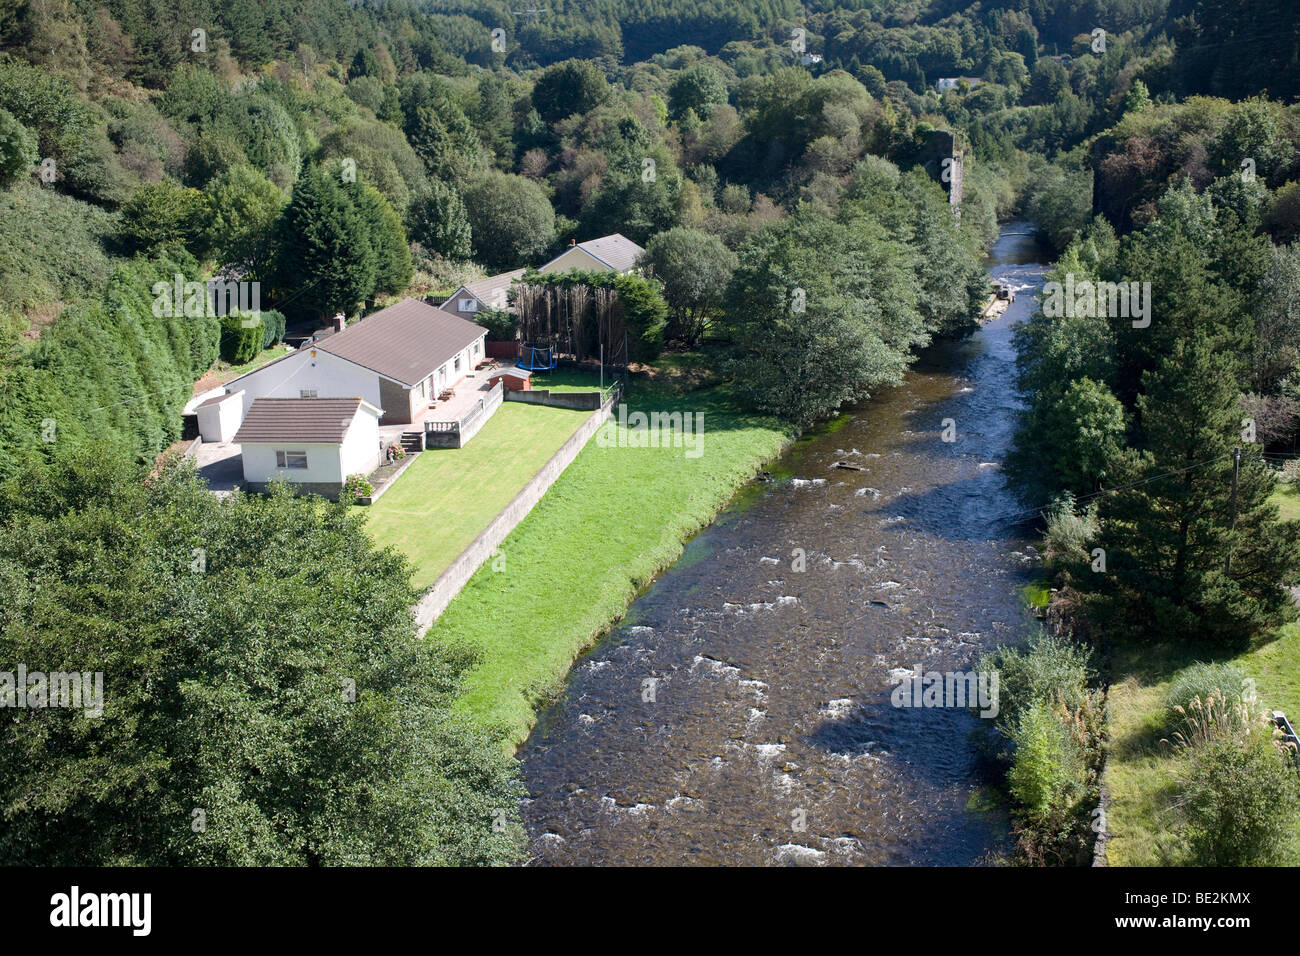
[333,313,346,333]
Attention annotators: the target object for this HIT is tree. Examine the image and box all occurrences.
[273,164,376,321]
[1038,378,1127,494]
[531,59,609,124]
[668,64,728,120]
[0,452,525,865]
[462,171,555,272]
[1249,243,1300,392]
[643,227,736,346]
[119,181,209,255]
[1085,334,1300,646]
[203,166,285,277]
[408,181,472,261]
[352,182,412,300]
[0,107,37,186]
[613,273,667,361]
[721,210,928,425]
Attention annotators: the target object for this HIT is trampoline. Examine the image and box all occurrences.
[517,343,557,371]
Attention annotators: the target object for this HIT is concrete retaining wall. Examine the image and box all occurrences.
[505,388,603,410]
[414,386,621,634]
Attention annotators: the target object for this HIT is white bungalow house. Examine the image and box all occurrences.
[440,268,526,321]
[234,397,382,500]
[222,298,488,426]
[539,233,646,276]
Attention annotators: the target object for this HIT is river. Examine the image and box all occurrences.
[517,222,1052,865]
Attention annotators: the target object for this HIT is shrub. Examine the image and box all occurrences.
[219,315,263,364]
[1178,731,1300,865]
[1042,493,1099,568]
[1008,700,1085,818]
[1165,661,1251,726]
[343,473,373,502]
[979,630,1094,737]
[256,309,286,349]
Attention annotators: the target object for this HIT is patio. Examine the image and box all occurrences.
[378,363,507,449]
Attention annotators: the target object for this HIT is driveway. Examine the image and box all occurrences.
[191,440,244,496]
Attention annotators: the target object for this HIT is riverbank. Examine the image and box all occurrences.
[426,359,795,748]
[1100,482,1300,865]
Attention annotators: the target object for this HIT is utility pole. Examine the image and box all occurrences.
[1225,446,1241,575]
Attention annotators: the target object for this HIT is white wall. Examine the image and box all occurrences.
[340,409,381,478]
[229,350,385,419]
[241,442,345,485]
[197,391,244,443]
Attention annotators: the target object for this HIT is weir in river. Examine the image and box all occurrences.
[517,223,1052,865]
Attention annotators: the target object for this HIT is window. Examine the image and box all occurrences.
[454,356,462,372]
[473,341,481,356]
[460,298,478,312]
[299,389,318,399]
[276,450,308,469]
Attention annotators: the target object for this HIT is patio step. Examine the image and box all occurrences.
[399,431,424,454]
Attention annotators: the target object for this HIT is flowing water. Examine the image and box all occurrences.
[517,223,1052,865]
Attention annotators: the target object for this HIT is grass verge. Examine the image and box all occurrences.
[427,370,793,747]
[362,402,592,590]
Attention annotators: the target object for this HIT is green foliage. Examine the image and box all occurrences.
[1084,334,1300,647]
[219,315,262,364]
[531,59,610,124]
[643,226,736,346]
[668,64,728,120]
[0,252,218,476]
[1177,731,1300,866]
[720,207,929,426]
[0,106,37,185]
[613,273,668,362]
[202,166,286,276]
[0,453,525,865]
[119,181,209,256]
[1008,700,1085,818]
[462,171,556,272]
[255,309,286,350]
[0,181,114,314]
[272,164,376,321]
[408,180,472,261]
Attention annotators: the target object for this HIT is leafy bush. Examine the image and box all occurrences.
[256,310,286,350]
[1178,731,1300,866]
[1042,493,1099,568]
[1008,700,1086,818]
[978,630,1094,737]
[220,315,263,364]
[0,106,37,185]
[343,473,374,501]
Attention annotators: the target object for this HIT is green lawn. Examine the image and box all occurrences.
[428,376,794,747]
[362,402,592,590]
[529,369,606,392]
[1272,481,1300,522]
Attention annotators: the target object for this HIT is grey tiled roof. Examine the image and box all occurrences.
[233,398,368,444]
[316,298,486,386]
